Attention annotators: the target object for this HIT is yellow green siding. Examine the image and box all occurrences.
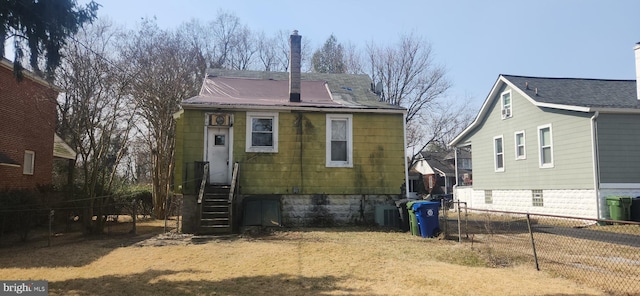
[175,109,405,195]
[174,110,207,194]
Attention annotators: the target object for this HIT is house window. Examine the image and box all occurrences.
[23,150,35,175]
[484,190,493,204]
[501,90,512,119]
[532,190,544,207]
[459,158,472,170]
[515,131,526,160]
[326,114,353,167]
[538,124,553,168]
[246,112,279,153]
[493,136,504,172]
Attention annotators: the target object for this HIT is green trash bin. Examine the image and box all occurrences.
[406,201,420,236]
[606,196,632,221]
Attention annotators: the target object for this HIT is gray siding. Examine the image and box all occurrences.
[465,84,595,190]
[597,114,640,183]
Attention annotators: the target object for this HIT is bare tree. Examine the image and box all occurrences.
[56,19,136,234]
[366,32,451,124]
[209,11,242,69]
[255,31,281,71]
[228,25,257,70]
[343,42,364,74]
[122,19,206,218]
[406,97,476,169]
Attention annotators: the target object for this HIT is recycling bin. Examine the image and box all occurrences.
[412,201,440,238]
[606,196,632,221]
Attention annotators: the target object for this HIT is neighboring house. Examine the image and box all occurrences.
[174,31,407,234]
[449,44,640,220]
[0,59,72,190]
[409,150,471,198]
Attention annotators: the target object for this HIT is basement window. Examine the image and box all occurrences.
[532,190,544,207]
[484,190,493,204]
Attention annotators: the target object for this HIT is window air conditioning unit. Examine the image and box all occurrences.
[501,108,511,119]
[209,114,231,126]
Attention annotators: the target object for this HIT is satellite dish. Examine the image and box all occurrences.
[374,82,383,94]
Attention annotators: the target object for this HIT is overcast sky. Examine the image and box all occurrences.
[13,0,640,109]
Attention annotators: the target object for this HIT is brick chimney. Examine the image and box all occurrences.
[635,42,640,100]
[289,30,302,102]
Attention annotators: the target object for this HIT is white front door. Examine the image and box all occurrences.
[207,127,230,184]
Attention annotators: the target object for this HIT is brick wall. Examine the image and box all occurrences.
[0,63,58,190]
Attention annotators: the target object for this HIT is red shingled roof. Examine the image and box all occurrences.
[188,76,342,107]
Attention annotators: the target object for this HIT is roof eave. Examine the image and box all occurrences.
[450,75,507,146]
[1,58,62,92]
[180,102,407,114]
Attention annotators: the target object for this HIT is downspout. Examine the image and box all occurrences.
[403,113,409,199]
[454,148,459,195]
[591,111,600,219]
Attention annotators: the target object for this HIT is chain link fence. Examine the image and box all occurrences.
[439,203,640,296]
[0,190,183,246]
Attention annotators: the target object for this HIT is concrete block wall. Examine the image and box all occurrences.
[454,187,598,219]
[181,195,198,233]
[281,194,398,227]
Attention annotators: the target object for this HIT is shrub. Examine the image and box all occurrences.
[0,189,46,241]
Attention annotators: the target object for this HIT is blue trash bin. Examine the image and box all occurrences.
[412,201,440,238]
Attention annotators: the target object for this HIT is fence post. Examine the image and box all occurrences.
[464,203,468,239]
[441,199,447,237]
[526,214,540,271]
[457,201,462,243]
[131,199,137,235]
[48,209,54,247]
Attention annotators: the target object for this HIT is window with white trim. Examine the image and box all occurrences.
[538,124,554,168]
[494,136,504,172]
[246,112,278,153]
[515,131,526,160]
[501,90,512,119]
[326,114,353,167]
[23,150,35,175]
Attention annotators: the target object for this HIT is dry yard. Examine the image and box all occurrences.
[0,220,607,296]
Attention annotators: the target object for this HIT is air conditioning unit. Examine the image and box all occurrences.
[501,108,511,119]
[375,205,400,227]
[209,114,231,126]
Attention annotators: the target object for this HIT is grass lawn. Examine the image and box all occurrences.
[0,219,605,295]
